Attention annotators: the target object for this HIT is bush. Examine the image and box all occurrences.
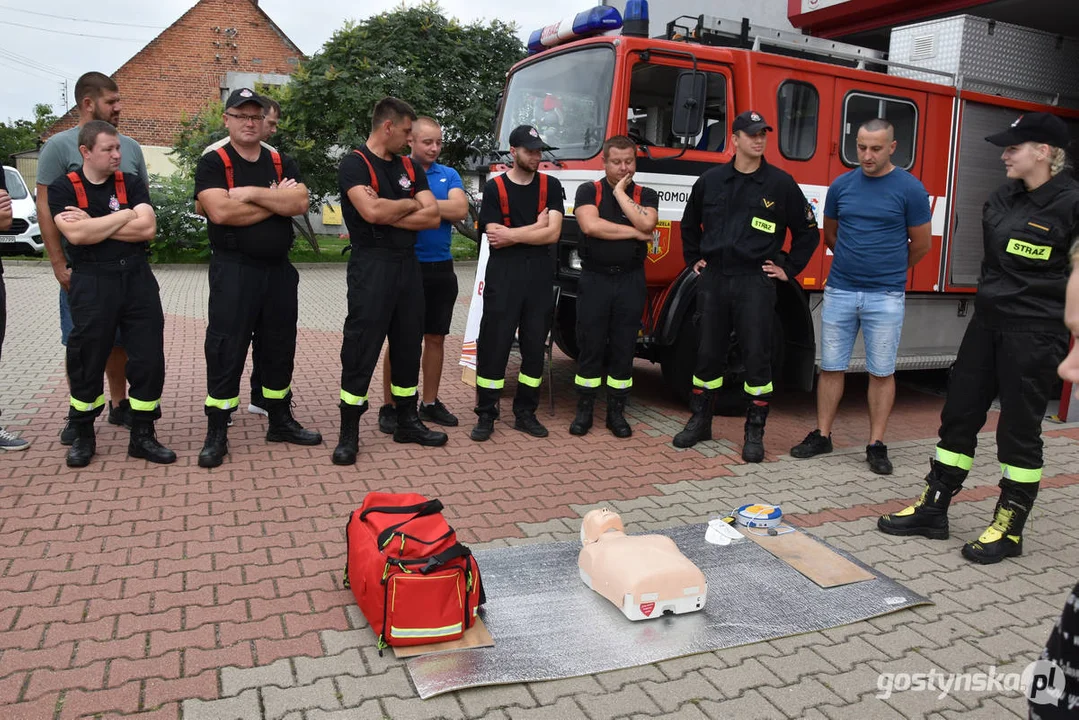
[149,173,209,261]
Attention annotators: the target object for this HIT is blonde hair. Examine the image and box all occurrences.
[1050,146,1068,176]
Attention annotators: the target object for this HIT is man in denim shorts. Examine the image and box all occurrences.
[790,118,932,474]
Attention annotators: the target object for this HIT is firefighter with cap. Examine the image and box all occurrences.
[879,112,1079,564]
[673,110,819,461]
[333,97,446,466]
[48,120,174,467]
[569,134,658,437]
[472,124,565,441]
[194,87,321,468]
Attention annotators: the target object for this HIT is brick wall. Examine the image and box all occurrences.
[45,0,302,147]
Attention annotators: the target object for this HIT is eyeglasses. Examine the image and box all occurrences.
[225,112,264,123]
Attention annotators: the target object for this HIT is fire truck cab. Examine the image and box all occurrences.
[486,7,1079,400]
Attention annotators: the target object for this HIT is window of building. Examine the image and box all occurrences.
[777,81,819,160]
[841,93,918,170]
[626,63,728,151]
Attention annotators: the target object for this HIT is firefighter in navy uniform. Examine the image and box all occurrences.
[570,135,658,437]
[194,88,321,468]
[879,112,1079,564]
[333,97,445,466]
[674,111,819,461]
[48,120,174,467]
[472,125,564,441]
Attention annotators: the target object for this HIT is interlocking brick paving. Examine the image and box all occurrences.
[0,263,1074,719]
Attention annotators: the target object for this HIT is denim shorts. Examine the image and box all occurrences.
[820,286,904,376]
[60,288,123,348]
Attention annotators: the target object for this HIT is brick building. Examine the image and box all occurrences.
[44,0,303,175]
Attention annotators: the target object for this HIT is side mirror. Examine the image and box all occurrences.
[671,70,706,138]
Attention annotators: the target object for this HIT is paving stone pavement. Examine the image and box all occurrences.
[0,261,1076,719]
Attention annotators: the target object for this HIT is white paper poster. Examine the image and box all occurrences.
[459,235,490,372]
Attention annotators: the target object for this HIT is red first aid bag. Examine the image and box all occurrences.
[344,492,484,652]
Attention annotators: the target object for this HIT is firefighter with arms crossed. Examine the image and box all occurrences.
[333,97,445,466]
[570,134,658,437]
[674,111,819,461]
[472,125,564,441]
[879,112,1079,564]
[48,121,174,467]
[194,88,321,468]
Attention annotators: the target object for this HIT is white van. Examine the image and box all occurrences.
[1,166,42,256]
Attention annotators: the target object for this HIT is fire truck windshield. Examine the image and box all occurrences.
[496,46,615,160]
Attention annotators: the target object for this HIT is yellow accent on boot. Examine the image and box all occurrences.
[975,506,1019,546]
[890,484,931,518]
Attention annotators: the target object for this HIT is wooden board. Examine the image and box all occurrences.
[461,366,477,387]
[738,524,875,588]
[393,617,493,659]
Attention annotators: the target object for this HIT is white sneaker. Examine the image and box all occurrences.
[0,426,30,451]
[247,403,269,417]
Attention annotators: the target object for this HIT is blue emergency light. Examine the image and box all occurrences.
[623,0,649,38]
[527,6,624,54]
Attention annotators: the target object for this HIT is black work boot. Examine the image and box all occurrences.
[471,414,496,442]
[266,401,322,446]
[878,459,967,539]
[198,413,230,469]
[332,403,364,466]
[673,389,713,448]
[108,399,133,428]
[66,421,96,468]
[742,402,769,463]
[605,396,632,438]
[962,478,1037,565]
[513,412,548,438]
[393,398,448,447]
[568,395,595,436]
[128,419,176,464]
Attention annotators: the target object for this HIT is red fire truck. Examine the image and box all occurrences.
[485,8,1079,399]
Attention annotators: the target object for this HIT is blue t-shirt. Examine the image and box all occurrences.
[824,167,931,291]
[415,162,465,263]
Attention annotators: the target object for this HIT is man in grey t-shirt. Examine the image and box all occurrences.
[36,71,149,444]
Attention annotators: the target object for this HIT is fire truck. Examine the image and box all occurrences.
[484,5,1079,400]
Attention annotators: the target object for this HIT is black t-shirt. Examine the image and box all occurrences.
[48,170,153,264]
[338,145,431,250]
[194,144,301,260]
[479,173,565,258]
[574,180,659,268]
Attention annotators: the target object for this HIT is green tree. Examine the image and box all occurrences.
[170,100,226,177]
[0,104,57,163]
[281,1,525,200]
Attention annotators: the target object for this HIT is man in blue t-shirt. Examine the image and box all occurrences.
[791,118,932,475]
[377,116,469,431]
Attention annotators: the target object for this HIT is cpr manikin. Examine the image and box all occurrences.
[578,508,707,620]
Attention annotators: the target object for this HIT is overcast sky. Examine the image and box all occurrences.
[0,0,595,122]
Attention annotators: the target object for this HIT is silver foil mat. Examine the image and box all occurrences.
[406,523,930,699]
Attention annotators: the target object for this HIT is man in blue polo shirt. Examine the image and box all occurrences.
[378,116,469,431]
[791,118,932,475]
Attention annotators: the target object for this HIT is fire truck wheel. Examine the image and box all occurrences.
[452,201,481,243]
[551,295,579,360]
[661,308,699,405]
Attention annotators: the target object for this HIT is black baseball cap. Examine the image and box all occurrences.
[225,87,269,111]
[732,110,773,135]
[508,124,556,151]
[986,112,1070,148]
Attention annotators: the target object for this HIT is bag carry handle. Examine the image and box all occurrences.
[389,543,473,575]
[360,499,443,522]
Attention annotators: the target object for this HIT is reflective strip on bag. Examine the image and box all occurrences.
[575,375,602,388]
[692,376,723,390]
[743,381,773,396]
[262,385,290,400]
[518,372,542,388]
[390,622,463,639]
[935,446,973,471]
[340,389,368,406]
[70,394,106,412]
[1001,463,1041,484]
[205,395,240,410]
[390,384,418,397]
[606,377,633,390]
[128,397,160,412]
[476,376,505,390]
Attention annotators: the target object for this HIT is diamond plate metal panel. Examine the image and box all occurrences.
[889,15,1079,107]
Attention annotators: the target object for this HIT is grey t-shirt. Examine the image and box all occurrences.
[36,126,149,188]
